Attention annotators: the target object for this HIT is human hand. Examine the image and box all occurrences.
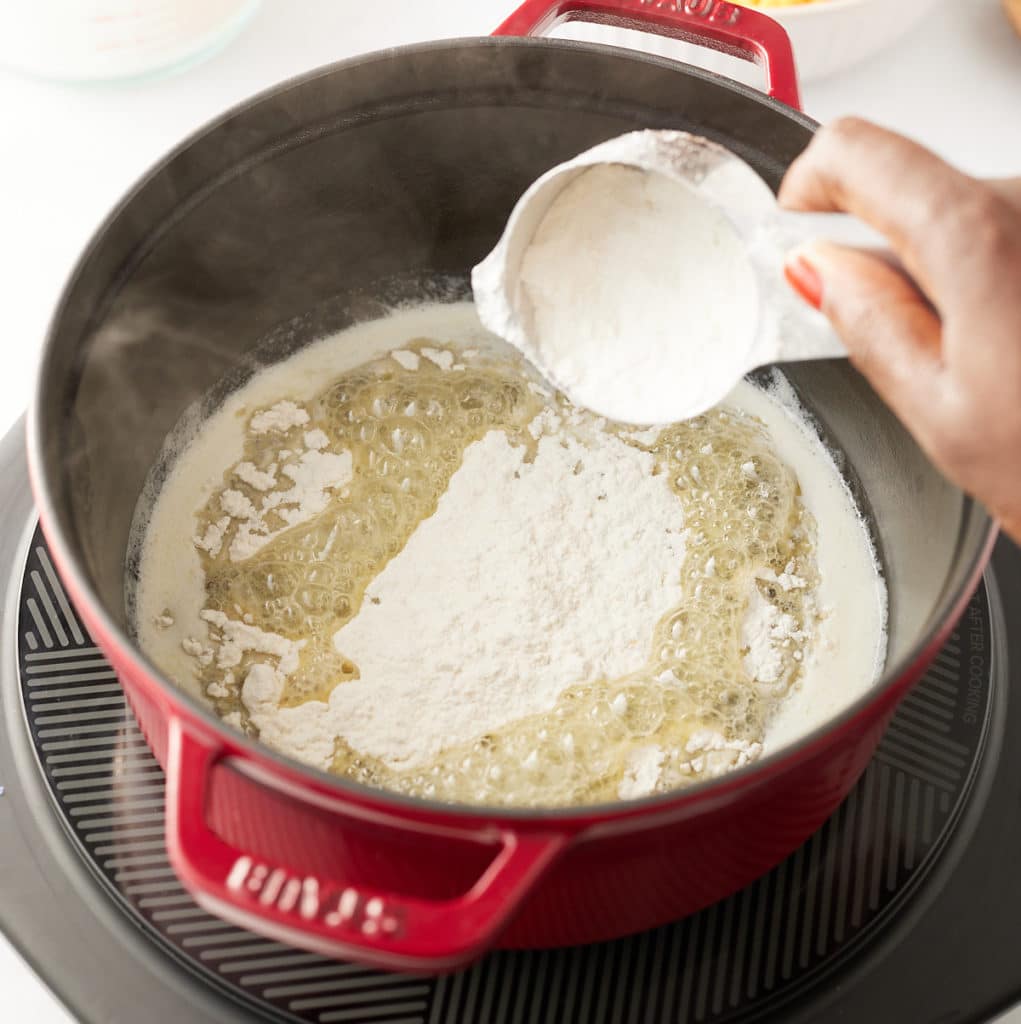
[778,117,1021,545]
[1005,0,1021,37]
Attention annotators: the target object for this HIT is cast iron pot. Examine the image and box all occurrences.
[28,0,996,972]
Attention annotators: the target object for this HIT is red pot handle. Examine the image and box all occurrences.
[163,718,567,971]
[494,0,802,111]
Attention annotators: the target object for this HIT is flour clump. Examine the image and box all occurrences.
[319,427,686,768]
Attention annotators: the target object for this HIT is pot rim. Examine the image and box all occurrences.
[26,34,1000,827]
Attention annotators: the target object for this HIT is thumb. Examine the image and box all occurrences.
[783,241,945,431]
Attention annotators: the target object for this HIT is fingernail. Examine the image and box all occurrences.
[784,254,823,310]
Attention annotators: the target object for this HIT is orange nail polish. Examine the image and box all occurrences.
[784,255,823,310]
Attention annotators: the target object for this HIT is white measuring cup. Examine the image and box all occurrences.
[472,129,887,425]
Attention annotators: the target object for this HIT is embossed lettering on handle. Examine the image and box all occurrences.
[226,855,408,937]
[163,718,569,971]
[640,0,741,28]
[494,0,802,111]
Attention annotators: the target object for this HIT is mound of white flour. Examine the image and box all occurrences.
[243,422,688,771]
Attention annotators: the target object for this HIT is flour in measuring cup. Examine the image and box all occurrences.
[500,163,759,425]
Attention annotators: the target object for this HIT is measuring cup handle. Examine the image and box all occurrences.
[494,0,802,111]
[771,211,907,357]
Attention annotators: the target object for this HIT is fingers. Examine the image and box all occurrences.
[785,241,946,443]
[778,118,997,310]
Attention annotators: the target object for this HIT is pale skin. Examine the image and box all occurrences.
[778,117,1021,545]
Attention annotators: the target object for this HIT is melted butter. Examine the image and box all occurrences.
[196,342,545,712]
[191,340,817,806]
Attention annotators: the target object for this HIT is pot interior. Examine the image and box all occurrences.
[34,38,990,728]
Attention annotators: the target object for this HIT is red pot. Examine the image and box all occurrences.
[28,0,995,973]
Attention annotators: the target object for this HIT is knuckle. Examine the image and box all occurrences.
[926,391,982,467]
[810,117,870,167]
[826,116,872,143]
[898,182,1020,284]
[950,188,1020,260]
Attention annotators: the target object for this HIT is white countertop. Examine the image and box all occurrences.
[1,1,1019,1020]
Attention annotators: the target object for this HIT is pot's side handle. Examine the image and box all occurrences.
[163,718,568,971]
[494,0,802,111]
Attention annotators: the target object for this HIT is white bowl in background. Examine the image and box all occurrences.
[0,0,259,82]
[555,0,946,86]
[757,0,946,82]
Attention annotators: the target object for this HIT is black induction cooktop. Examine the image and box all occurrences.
[1,417,1019,1024]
